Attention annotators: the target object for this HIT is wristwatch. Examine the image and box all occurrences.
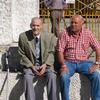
[95,61,100,65]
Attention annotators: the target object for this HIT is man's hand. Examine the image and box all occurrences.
[60,64,69,75]
[37,64,47,76]
[89,64,99,74]
[31,65,41,76]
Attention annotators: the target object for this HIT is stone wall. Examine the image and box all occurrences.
[0,0,12,45]
[11,0,39,42]
[0,0,39,69]
[0,0,39,45]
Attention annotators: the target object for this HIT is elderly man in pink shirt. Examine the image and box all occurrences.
[56,15,100,100]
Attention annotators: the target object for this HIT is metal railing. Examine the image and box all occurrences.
[40,8,100,41]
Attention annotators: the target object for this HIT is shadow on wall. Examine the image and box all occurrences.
[1,46,91,100]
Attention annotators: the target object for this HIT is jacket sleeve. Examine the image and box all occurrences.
[18,34,33,68]
[45,34,57,66]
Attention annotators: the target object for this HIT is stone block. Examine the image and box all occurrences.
[0,72,92,100]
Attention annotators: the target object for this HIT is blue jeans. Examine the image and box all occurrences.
[60,60,100,100]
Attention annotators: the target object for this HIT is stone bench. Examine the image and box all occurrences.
[0,72,92,100]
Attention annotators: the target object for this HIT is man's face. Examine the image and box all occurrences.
[70,16,83,34]
[31,19,43,36]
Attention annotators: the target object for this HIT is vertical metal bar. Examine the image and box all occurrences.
[85,14,88,28]
[92,12,94,32]
[47,8,50,32]
[98,16,100,41]
[73,2,76,14]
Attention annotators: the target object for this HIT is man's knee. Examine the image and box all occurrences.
[60,73,70,82]
[92,72,100,81]
[49,72,56,78]
[24,74,34,83]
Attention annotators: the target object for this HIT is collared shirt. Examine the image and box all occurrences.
[34,34,40,46]
[56,27,100,62]
[34,34,40,40]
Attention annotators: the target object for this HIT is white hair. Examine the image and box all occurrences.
[71,15,86,24]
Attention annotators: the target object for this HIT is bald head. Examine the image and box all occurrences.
[71,15,85,24]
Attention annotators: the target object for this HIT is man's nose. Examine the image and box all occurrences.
[34,26,38,29]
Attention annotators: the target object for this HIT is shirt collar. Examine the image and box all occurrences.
[34,34,40,39]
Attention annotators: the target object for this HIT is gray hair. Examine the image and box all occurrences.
[31,17,43,24]
[30,17,43,28]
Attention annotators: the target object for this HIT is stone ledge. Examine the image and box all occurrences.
[0,72,91,100]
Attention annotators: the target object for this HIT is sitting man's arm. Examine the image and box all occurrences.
[18,34,41,75]
[18,34,33,68]
[45,35,56,66]
[89,47,100,73]
[57,51,69,75]
[88,31,100,73]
